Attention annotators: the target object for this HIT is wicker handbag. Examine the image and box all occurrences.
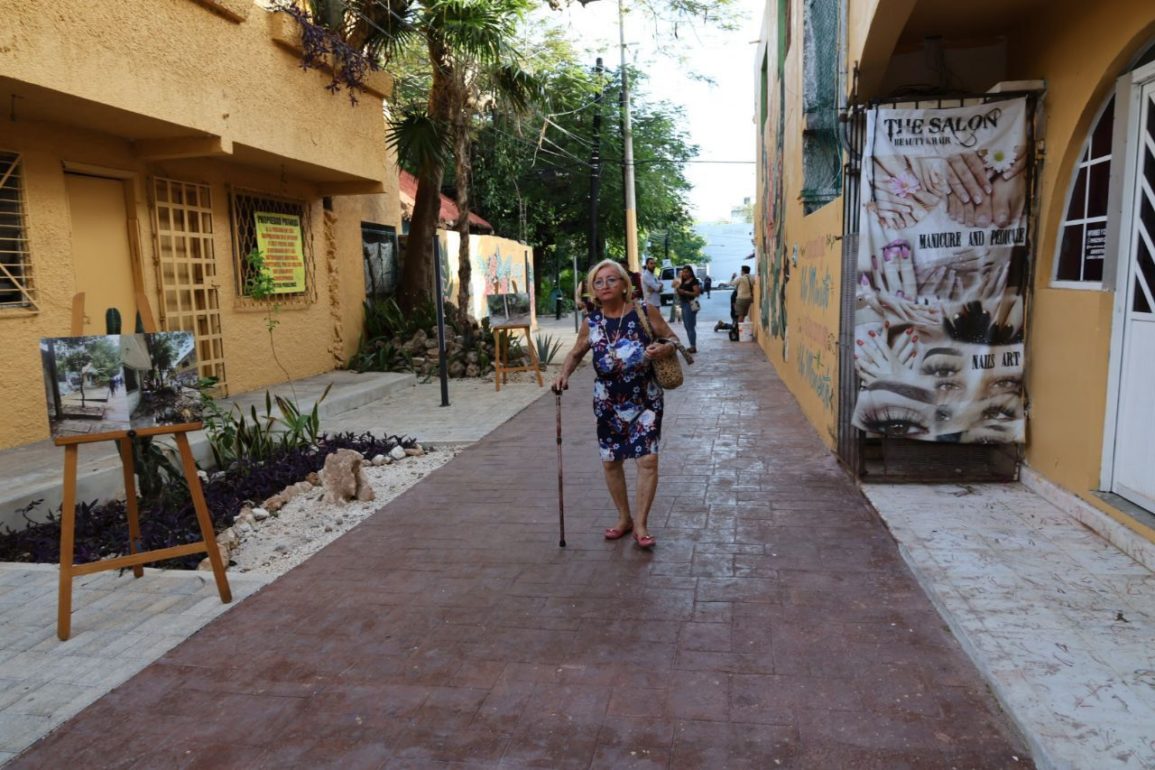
[634,301,693,389]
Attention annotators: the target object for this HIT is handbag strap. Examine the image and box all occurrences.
[633,301,694,365]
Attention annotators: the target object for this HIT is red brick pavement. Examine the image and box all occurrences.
[10,330,1031,769]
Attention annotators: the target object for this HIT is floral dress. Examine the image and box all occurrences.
[588,303,664,461]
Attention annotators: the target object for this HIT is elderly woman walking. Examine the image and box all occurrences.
[553,259,680,549]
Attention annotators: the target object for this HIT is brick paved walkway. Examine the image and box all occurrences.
[9,330,1031,768]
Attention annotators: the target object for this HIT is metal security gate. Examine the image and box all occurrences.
[151,178,228,394]
[837,89,1040,481]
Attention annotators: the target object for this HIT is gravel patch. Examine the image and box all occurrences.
[226,447,461,576]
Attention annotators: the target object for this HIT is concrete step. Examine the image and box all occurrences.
[0,370,413,532]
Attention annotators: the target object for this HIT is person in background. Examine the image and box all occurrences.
[642,256,662,308]
[734,264,755,323]
[703,274,712,298]
[676,265,702,353]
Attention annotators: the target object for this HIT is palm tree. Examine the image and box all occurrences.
[305,0,536,314]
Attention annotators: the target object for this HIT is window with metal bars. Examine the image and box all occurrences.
[228,188,315,303]
[0,152,36,311]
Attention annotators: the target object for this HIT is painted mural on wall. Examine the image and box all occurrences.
[759,71,788,342]
[853,99,1029,444]
[795,237,838,417]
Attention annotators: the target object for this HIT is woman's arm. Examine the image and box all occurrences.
[644,304,678,359]
[552,321,591,390]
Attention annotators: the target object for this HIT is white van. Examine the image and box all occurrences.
[658,264,708,305]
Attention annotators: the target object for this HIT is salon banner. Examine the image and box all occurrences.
[853,99,1029,443]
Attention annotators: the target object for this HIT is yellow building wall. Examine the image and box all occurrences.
[1,0,390,183]
[1009,1,1155,503]
[783,0,1155,531]
[753,0,844,448]
[0,0,401,450]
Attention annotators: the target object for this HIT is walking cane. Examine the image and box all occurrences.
[552,385,567,548]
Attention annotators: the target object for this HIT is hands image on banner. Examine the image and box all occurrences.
[852,100,1030,444]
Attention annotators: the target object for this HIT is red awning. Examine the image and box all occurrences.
[398,170,493,233]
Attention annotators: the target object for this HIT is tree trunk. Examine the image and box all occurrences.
[396,34,454,313]
[398,169,442,311]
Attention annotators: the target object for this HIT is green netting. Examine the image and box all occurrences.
[801,0,842,213]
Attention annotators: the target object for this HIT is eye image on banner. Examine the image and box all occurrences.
[854,99,1029,444]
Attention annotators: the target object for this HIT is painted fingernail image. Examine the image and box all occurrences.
[896,290,905,299]
[856,339,864,346]
[868,330,877,337]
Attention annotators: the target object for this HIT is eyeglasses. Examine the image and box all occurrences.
[592,277,621,288]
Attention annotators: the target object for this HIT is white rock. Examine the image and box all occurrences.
[236,521,253,535]
[251,507,270,521]
[389,445,407,461]
[371,454,387,466]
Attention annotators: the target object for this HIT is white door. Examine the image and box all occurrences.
[1113,75,1155,512]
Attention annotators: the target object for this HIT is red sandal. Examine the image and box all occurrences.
[604,523,634,540]
[633,533,656,549]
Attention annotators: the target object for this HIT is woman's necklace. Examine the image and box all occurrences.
[600,307,628,358]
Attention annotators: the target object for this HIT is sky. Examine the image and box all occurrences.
[540,0,766,224]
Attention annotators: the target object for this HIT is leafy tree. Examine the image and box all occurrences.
[278,0,733,310]
[471,36,703,294]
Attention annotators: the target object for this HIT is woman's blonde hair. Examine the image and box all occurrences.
[585,259,632,306]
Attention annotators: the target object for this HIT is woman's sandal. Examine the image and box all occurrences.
[633,533,656,550]
[604,523,634,540]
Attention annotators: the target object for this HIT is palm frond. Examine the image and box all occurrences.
[387,109,453,171]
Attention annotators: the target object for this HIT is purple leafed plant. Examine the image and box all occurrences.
[271,1,379,105]
[0,433,421,569]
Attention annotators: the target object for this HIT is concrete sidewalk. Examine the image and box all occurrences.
[2,295,1153,768]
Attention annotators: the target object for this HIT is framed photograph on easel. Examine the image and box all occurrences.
[41,331,202,440]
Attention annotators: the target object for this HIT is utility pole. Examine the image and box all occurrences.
[588,57,603,275]
[618,0,639,273]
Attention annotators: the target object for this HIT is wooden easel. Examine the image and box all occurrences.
[55,292,231,640]
[492,323,544,392]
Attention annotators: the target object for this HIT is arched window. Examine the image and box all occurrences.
[1054,97,1114,285]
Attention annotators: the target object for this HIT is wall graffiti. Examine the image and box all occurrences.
[797,343,835,410]
[800,265,833,309]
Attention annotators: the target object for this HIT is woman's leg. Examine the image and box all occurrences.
[682,302,697,348]
[633,454,658,538]
[602,459,632,529]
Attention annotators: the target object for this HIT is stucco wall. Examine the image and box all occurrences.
[0,0,402,450]
[1,0,388,182]
[0,119,400,449]
[753,0,844,449]
[1009,1,1155,499]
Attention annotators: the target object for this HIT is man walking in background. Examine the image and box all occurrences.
[734,265,755,323]
[642,256,662,308]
